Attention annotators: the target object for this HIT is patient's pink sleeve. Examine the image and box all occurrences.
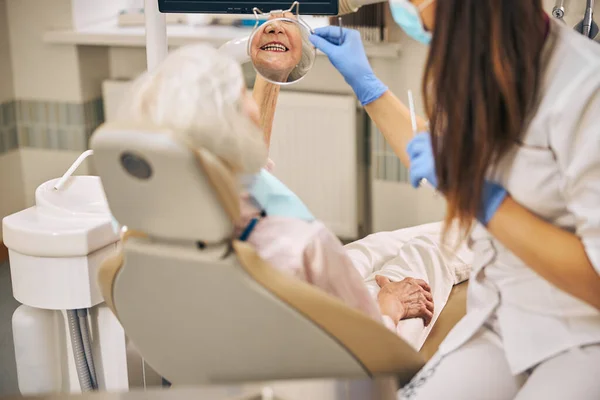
[247,217,396,333]
[302,223,384,323]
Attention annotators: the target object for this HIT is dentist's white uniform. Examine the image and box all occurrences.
[397,19,600,399]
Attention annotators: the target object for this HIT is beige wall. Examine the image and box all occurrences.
[6,0,83,102]
[0,0,22,241]
[19,148,93,208]
[0,152,24,241]
[0,0,14,104]
[6,0,117,102]
[78,46,111,101]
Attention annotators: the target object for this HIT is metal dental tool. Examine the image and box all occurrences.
[408,90,435,190]
[552,0,566,21]
[338,16,344,45]
[575,0,599,39]
[408,90,418,135]
[582,0,597,38]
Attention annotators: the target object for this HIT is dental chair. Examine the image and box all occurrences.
[90,122,468,387]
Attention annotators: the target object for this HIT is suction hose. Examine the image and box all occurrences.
[67,310,94,392]
[78,309,98,390]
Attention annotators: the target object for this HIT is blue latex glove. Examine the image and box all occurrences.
[406,132,438,189]
[478,181,507,226]
[310,27,388,106]
[406,133,507,226]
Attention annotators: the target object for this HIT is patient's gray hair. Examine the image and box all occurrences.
[117,43,267,174]
[287,24,315,83]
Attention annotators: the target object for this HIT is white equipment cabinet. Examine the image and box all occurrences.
[2,176,128,394]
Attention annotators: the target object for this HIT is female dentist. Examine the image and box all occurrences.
[311,0,600,398]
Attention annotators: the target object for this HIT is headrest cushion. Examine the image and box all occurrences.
[91,122,240,243]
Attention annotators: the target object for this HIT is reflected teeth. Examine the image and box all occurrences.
[261,44,287,52]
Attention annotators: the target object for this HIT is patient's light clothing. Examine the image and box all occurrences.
[238,165,396,334]
[246,216,389,327]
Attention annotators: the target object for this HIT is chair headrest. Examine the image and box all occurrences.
[90,122,240,243]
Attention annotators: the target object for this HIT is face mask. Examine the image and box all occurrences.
[389,0,434,45]
[246,169,314,222]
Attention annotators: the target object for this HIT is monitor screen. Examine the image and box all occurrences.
[158,0,338,16]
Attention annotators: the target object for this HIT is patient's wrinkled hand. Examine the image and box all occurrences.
[376,276,434,326]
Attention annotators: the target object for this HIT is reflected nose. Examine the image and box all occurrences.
[264,21,285,35]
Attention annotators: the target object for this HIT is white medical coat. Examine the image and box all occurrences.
[438,19,600,374]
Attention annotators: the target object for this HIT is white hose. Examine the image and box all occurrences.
[78,309,98,390]
[53,150,94,191]
[67,310,93,392]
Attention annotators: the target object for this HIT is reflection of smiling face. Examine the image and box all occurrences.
[251,18,303,82]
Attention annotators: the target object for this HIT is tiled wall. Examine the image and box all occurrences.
[0,98,104,155]
[0,101,17,154]
[5,98,103,153]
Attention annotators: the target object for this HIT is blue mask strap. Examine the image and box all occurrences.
[239,217,260,241]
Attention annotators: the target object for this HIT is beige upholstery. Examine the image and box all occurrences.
[92,123,467,386]
[420,281,468,361]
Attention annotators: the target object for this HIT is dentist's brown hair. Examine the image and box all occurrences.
[422,0,547,237]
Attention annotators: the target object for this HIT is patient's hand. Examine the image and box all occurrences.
[375,276,434,326]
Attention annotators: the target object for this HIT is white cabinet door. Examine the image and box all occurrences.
[269,91,361,239]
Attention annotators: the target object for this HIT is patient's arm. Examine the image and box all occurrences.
[375,276,433,326]
[252,75,280,148]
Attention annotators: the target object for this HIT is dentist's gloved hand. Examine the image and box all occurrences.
[310,27,388,106]
[478,181,507,227]
[407,132,438,189]
[406,133,508,226]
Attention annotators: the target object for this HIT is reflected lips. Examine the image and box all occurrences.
[260,41,288,52]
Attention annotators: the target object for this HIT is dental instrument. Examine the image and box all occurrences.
[579,0,598,38]
[338,16,344,45]
[408,90,435,191]
[552,0,566,21]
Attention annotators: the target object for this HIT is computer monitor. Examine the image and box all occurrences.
[158,0,338,16]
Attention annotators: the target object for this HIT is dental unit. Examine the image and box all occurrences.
[2,152,127,394]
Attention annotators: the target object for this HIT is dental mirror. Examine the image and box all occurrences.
[248,3,316,85]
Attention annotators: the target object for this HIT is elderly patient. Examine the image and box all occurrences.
[116,43,437,343]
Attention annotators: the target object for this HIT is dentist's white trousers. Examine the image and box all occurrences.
[398,322,600,400]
